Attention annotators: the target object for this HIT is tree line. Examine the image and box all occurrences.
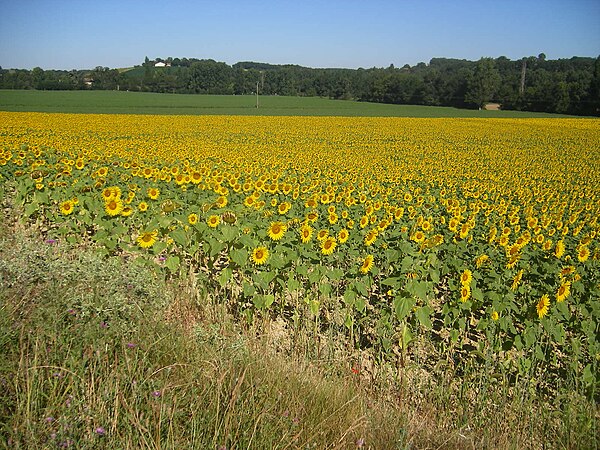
[1,54,599,115]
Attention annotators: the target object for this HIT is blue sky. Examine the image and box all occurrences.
[0,0,598,70]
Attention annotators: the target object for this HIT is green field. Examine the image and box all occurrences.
[0,89,574,117]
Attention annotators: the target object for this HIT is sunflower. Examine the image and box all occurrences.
[147,187,160,200]
[537,294,550,319]
[216,195,227,208]
[137,230,158,248]
[338,228,349,244]
[105,198,124,216]
[460,285,471,302]
[306,211,318,223]
[278,202,291,215]
[59,200,75,215]
[207,215,220,228]
[359,216,369,229]
[221,211,237,224]
[475,254,489,268]
[321,237,337,255]
[412,230,426,244]
[491,311,499,321]
[299,224,313,243]
[138,201,149,212]
[267,221,286,240]
[121,206,133,217]
[577,246,590,263]
[316,229,329,241]
[511,269,524,291]
[460,269,473,286]
[364,229,378,246]
[102,186,121,202]
[556,282,571,302]
[188,213,199,225]
[251,246,269,265]
[360,255,374,274]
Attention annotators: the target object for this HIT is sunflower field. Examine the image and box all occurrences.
[1,111,599,390]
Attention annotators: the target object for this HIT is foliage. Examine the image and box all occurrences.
[1,54,599,115]
[1,112,598,405]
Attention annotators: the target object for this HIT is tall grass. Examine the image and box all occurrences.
[0,203,597,449]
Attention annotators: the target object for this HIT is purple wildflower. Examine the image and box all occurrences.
[95,427,106,436]
[126,342,137,349]
[152,390,161,398]
[356,437,365,448]
[45,239,58,244]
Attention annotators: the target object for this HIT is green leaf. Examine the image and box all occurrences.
[218,267,233,287]
[355,281,368,296]
[582,364,595,386]
[309,299,320,316]
[296,265,309,276]
[287,277,301,292]
[319,283,332,297]
[393,296,416,321]
[170,228,188,247]
[220,225,239,242]
[253,294,275,310]
[343,288,356,306]
[329,268,344,281]
[165,255,180,272]
[257,271,276,286]
[344,313,354,329]
[471,287,484,302]
[382,277,401,287]
[242,281,255,297]
[207,238,225,257]
[415,306,433,329]
[230,247,248,267]
[24,202,39,217]
[239,234,256,248]
[400,255,414,273]
[355,297,366,313]
[399,325,413,349]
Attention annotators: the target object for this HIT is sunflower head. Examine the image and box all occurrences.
[537,294,550,319]
[299,225,313,243]
[207,215,220,228]
[105,198,124,216]
[321,237,337,255]
[267,221,287,240]
[59,200,75,215]
[137,230,158,249]
[360,255,374,274]
[251,246,269,265]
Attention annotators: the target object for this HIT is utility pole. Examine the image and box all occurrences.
[256,80,259,108]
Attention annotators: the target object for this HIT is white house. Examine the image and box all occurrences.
[154,61,167,68]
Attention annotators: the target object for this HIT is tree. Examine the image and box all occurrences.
[464,58,501,108]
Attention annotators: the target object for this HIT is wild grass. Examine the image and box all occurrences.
[0,202,597,449]
[0,89,576,117]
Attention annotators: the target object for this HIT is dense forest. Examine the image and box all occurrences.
[1,54,599,115]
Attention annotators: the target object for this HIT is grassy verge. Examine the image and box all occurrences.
[0,89,578,117]
[0,205,597,449]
